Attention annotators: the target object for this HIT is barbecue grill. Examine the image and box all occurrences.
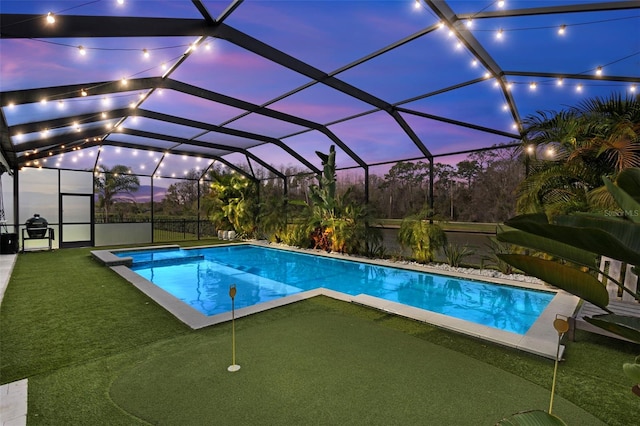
[25,214,48,238]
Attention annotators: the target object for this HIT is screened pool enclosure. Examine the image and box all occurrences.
[1,1,638,249]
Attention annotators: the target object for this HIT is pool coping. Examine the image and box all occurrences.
[92,242,579,360]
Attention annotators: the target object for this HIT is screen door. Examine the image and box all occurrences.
[60,194,93,248]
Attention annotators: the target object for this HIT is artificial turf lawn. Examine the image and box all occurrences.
[1,244,638,425]
[108,310,602,425]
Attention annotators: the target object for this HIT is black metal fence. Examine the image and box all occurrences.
[153,219,217,242]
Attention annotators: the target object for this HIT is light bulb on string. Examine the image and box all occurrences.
[46,12,55,24]
[529,82,537,91]
[595,66,603,77]
[466,19,472,28]
[414,0,420,10]
[556,78,564,86]
[497,0,505,8]
[558,25,566,35]
[121,77,128,86]
[631,85,637,93]
[81,88,88,96]
[496,28,504,39]
[576,84,583,92]
[142,48,150,59]
[78,45,86,55]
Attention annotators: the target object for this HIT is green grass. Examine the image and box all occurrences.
[1,243,638,425]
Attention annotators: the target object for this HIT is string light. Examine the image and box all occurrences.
[556,78,564,86]
[78,45,86,55]
[497,1,505,8]
[631,85,637,93]
[529,82,537,91]
[121,77,128,86]
[595,66,603,76]
[466,19,473,28]
[142,48,150,58]
[80,88,88,96]
[471,59,478,67]
[46,12,55,24]
[496,29,504,39]
[40,98,47,104]
[558,24,566,35]
[576,84,583,92]
[414,0,420,10]
[117,0,125,5]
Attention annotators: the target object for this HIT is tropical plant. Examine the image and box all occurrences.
[206,171,259,237]
[94,164,140,223]
[480,237,516,274]
[518,93,640,215]
[497,168,640,401]
[257,191,289,242]
[397,207,447,263]
[305,145,381,254]
[442,242,475,267]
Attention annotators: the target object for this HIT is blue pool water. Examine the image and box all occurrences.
[115,245,554,335]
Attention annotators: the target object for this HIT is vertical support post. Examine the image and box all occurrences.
[428,157,434,224]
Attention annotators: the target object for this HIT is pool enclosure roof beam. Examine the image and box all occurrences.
[424,0,522,133]
[457,1,640,20]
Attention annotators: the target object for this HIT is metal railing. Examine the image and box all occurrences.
[153,219,217,242]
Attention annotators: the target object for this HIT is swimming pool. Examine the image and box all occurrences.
[113,244,554,335]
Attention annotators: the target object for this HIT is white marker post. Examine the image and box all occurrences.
[227,284,240,372]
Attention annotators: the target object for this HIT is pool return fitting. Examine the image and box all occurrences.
[228,284,241,372]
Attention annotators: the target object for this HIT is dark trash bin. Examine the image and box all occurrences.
[1,233,18,254]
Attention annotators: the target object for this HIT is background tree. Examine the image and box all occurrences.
[517,93,640,216]
[161,169,203,217]
[94,164,140,223]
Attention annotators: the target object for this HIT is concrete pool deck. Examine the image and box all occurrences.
[93,242,580,360]
[0,253,27,426]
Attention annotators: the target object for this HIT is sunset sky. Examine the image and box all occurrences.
[1,0,638,181]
